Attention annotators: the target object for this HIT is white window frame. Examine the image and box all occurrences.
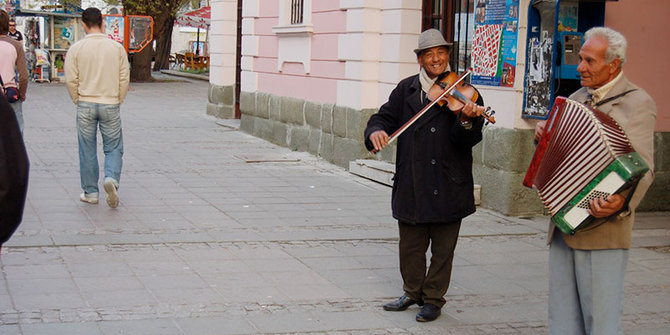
[272,0,313,73]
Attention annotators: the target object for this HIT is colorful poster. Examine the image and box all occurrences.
[0,0,20,15]
[471,0,519,87]
[103,16,125,44]
[558,2,579,32]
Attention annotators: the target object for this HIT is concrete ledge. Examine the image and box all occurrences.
[349,159,395,186]
[159,69,209,81]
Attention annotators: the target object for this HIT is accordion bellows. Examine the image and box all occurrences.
[524,97,649,234]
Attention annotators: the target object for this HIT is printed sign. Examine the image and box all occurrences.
[0,0,19,15]
[103,15,124,44]
[471,0,519,87]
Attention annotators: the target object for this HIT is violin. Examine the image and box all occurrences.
[369,70,495,154]
[427,71,496,124]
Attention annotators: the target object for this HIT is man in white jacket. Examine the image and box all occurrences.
[65,7,129,208]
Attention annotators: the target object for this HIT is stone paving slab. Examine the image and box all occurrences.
[0,78,668,334]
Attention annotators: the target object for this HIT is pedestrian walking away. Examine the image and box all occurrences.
[65,7,130,208]
[0,9,29,133]
[533,27,657,335]
[364,28,486,323]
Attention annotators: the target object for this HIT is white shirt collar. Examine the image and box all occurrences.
[587,71,624,103]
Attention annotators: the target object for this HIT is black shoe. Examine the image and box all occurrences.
[416,303,441,322]
[383,294,424,311]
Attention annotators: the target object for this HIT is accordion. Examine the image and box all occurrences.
[524,97,649,235]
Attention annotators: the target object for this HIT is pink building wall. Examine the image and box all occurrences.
[606,0,670,132]
[251,1,346,104]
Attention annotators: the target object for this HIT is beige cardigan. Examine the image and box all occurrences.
[547,75,657,250]
[64,34,130,105]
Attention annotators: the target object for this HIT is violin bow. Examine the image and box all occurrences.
[370,70,472,154]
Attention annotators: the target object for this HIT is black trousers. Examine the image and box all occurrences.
[398,220,461,307]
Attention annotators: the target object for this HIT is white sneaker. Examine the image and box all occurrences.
[80,192,99,204]
[104,177,119,208]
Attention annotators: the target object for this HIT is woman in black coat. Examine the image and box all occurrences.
[364,28,485,322]
[0,93,29,251]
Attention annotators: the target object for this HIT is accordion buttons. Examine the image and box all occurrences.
[430,127,436,133]
[433,190,439,195]
[431,159,436,165]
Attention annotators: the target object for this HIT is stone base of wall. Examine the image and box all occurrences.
[642,131,670,211]
[472,127,544,216]
[207,83,236,119]
[234,89,670,215]
[239,91,374,167]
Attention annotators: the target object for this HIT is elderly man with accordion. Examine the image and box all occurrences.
[529,27,656,335]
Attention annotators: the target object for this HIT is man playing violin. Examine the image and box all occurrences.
[364,28,486,322]
[534,27,656,335]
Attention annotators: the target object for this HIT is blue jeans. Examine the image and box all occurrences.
[9,101,23,133]
[77,101,123,194]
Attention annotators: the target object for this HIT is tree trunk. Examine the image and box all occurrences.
[130,46,154,82]
[153,22,174,71]
[122,0,188,81]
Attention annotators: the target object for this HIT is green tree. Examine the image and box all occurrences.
[121,0,194,81]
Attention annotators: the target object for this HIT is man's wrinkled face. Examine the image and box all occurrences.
[577,36,619,89]
[418,46,450,79]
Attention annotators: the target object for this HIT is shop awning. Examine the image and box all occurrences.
[175,6,210,30]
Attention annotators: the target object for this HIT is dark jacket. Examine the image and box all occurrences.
[0,95,29,246]
[364,73,484,224]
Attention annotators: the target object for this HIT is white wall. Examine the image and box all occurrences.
[209,0,239,87]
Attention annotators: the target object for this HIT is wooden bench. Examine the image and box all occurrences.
[173,53,185,70]
[184,52,209,71]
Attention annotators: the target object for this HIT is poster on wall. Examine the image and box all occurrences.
[103,15,125,44]
[53,17,76,49]
[471,0,519,87]
[0,0,20,15]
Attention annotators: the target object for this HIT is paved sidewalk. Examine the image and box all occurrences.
[1,77,668,334]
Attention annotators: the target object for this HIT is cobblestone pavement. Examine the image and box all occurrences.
[1,77,668,334]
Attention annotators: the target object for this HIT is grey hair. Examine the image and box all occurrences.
[584,27,627,66]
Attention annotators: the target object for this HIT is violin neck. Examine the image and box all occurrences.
[450,89,470,104]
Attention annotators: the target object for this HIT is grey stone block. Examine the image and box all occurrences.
[280,96,305,125]
[639,171,669,211]
[256,91,271,119]
[320,133,334,161]
[269,94,281,121]
[289,127,310,152]
[332,105,348,138]
[208,83,224,104]
[222,85,235,106]
[273,121,288,146]
[321,104,334,134]
[346,108,374,142]
[654,131,670,170]
[474,165,544,216]
[308,128,321,155]
[209,83,234,106]
[475,127,536,172]
[254,117,274,141]
[304,101,322,128]
[332,137,367,168]
[240,115,254,133]
[206,103,234,119]
[239,91,255,115]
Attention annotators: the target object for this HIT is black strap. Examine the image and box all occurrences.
[594,89,637,107]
